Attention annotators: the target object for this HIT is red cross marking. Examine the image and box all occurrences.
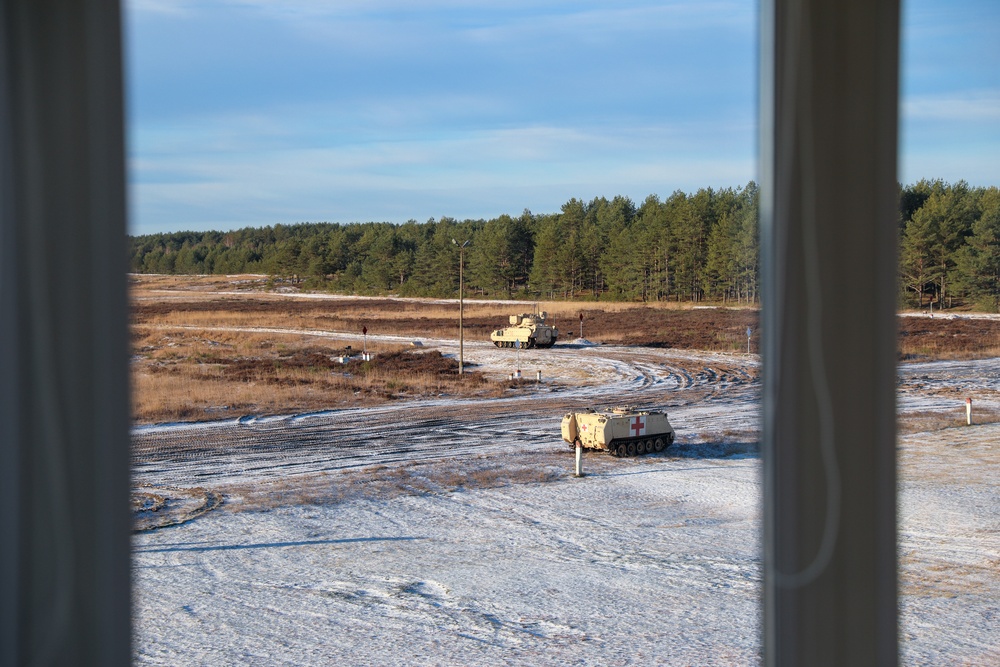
[630,416,645,437]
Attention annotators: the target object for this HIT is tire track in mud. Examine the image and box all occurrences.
[132,485,224,532]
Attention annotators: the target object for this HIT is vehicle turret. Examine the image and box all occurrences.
[490,311,558,349]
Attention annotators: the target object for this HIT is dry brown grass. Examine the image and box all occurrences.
[130,275,1000,424]
[128,276,764,423]
[899,552,997,598]
[131,324,496,423]
[898,315,1000,360]
[129,274,756,345]
[897,406,1000,435]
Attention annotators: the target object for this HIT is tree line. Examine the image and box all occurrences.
[900,180,1000,311]
[129,179,1000,309]
[130,183,760,304]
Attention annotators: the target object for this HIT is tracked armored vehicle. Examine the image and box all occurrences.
[561,406,675,457]
[490,312,558,349]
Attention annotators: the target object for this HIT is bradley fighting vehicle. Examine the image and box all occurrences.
[561,406,675,457]
[490,312,558,348]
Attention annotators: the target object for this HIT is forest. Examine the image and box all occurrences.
[129,180,1000,309]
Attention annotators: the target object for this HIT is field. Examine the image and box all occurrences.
[131,275,1000,666]
[129,274,1000,424]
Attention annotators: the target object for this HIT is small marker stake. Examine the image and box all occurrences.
[966,397,972,425]
[575,442,583,477]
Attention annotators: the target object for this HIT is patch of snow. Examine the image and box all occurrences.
[570,338,598,346]
[134,456,764,665]
[131,342,1000,665]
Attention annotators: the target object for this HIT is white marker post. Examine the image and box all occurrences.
[966,397,972,425]
[747,327,753,354]
[362,326,368,355]
[579,312,584,339]
[515,338,521,379]
[574,441,583,477]
[536,370,541,383]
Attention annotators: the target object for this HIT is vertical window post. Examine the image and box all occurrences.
[760,0,900,664]
[0,1,131,665]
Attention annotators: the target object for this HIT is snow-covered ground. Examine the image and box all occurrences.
[134,454,762,666]
[132,342,1000,666]
[898,426,1000,666]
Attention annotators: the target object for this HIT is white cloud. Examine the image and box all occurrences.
[127,0,199,16]
[124,0,757,233]
[900,143,1000,187]
[129,0,750,50]
[129,114,755,234]
[461,1,749,43]
[903,90,1000,122]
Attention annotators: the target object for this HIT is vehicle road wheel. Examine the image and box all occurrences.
[616,443,627,457]
[626,442,636,457]
[667,433,675,447]
[653,437,665,452]
[644,439,654,454]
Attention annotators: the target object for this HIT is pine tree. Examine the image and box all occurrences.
[956,187,1000,310]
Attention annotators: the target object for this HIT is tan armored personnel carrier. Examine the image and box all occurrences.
[490,312,558,348]
[561,406,675,457]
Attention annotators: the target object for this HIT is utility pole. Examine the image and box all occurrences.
[452,239,470,375]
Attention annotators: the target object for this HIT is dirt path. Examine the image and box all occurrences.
[132,341,762,488]
[131,320,1000,531]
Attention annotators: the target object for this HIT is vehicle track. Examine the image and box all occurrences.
[130,327,1000,536]
[131,341,762,492]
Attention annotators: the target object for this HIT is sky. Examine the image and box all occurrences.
[125,0,1000,236]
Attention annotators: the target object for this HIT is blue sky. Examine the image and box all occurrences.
[125,0,1000,235]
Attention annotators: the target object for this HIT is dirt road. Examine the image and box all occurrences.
[130,333,1000,666]
[132,336,761,490]
[131,324,1000,529]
